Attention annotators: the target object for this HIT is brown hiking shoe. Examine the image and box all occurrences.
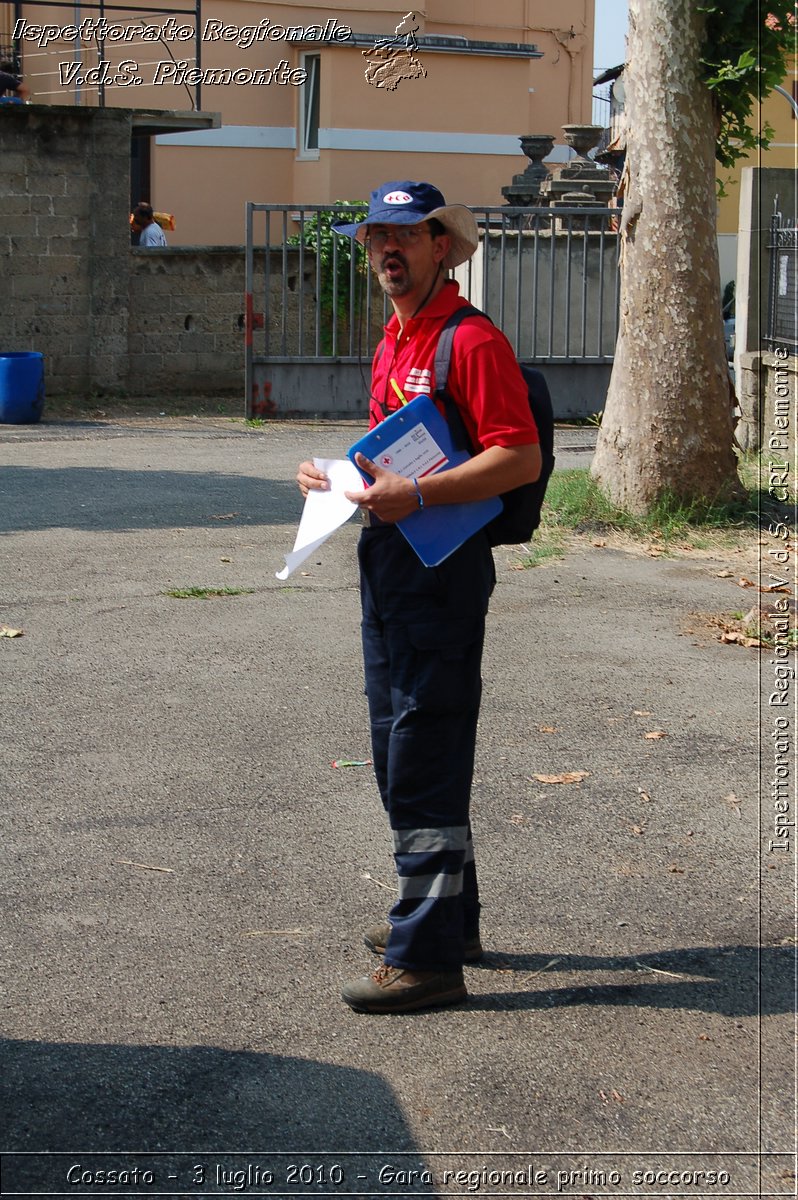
[341,964,468,1014]
[364,921,483,964]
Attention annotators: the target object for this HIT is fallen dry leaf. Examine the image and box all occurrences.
[634,710,653,717]
[667,863,685,874]
[644,731,668,740]
[532,770,589,785]
[508,814,525,826]
[720,630,763,647]
[715,570,733,578]
[638,788,652,802]
[538,725,557,734]
[592,539,606,548]
[0,626,23,638]
[631,824,646,837]
[738,576,755,588]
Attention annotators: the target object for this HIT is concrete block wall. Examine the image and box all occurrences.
[128,248,249,394]
[0,106,253,399]
[0,105,132,395]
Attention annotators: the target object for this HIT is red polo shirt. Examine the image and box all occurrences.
[369,280,538,450]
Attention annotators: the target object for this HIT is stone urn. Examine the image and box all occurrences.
[519,134,556,164]
[561,124,604,160]
[501,134,556,206]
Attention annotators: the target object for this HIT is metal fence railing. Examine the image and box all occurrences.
[244,203,621,415]
[767,205,798,353]
[460,207,620,362]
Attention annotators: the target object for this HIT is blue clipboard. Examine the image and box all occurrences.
[348,394,502,567]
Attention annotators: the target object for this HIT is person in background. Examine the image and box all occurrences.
[133,203,167,247]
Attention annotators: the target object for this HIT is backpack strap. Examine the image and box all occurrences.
[433,304,489,454]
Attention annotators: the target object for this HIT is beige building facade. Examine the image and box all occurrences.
[717,61,797,238]
[5,1,596,243]
[715,59,797,290]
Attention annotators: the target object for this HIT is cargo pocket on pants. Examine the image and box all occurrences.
[404,617,484,714]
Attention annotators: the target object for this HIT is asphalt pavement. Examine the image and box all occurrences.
[0,415,792,1199]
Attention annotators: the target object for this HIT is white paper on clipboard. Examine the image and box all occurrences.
[369,420,450,480]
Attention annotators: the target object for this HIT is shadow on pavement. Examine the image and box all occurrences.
[1,1036,430,1194]
[469,944,793,1016]
[0,467,301,533]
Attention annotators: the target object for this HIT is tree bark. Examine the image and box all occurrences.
[591,0,742,513]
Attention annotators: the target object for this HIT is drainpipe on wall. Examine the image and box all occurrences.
[554,26,588,123]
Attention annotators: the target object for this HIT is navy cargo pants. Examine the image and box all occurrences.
[358,524,495,971]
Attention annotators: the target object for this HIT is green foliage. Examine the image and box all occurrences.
[698,0,796,166]
[288,201,368,354]
[541,468,760,540]
[164,586,255,599]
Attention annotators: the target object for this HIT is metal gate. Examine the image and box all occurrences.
[244,202,620,420]
[767,204,798,353]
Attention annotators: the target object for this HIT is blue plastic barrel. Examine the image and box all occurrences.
[0,352,45,423]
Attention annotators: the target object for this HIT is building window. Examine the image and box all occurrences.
[299,53,320,157]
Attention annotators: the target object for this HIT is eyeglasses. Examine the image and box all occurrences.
[365,226,433,250]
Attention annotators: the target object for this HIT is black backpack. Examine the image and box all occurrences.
[433,305,556,546]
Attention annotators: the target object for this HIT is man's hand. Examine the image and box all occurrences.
[296,460,330,498]
[345,453,418,523]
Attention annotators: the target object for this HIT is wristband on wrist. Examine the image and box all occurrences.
[411,478,424,509]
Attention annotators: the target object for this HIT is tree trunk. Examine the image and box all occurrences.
[591,0,742,513]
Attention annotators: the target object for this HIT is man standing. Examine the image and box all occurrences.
[133,203,167,247]
[297,181,541,1014]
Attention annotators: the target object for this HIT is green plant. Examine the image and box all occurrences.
[541,469,761,541]
[164,586,255,599]
[699,0,797,168]
[515,537,568,568]
[288,201,369,354]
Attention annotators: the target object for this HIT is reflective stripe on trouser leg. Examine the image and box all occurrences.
[383,825,468,969]
[384,692,482,970]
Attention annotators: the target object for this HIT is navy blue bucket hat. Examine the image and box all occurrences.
[332,180,479,270]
